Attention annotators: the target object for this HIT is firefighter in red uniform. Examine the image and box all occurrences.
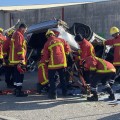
[0,28,6,81]
[3,29,14,88]
[9,23,28,97]
[104,27,120,85]
[96,27,120,91]
[83,56,116,101]
[37,49,49,93]
[0,28,6,66]
[74,34,96,84]
[41,30,71,99]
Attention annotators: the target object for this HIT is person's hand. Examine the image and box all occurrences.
[92,39,103,46]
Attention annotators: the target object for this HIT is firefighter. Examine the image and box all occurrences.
[74,34,96,84]
[9,23,28,97]
[0,28,6,80]
[96,27,120,90]
[0,28,6,65]
[83,56,116,101]
[3,29,14,88]
[41,30,71,99]
[37,49,49,93]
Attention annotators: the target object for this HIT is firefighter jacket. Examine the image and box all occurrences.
[3,37,10,58]
[9,29,27,65]
[41,36,71,69]
[38,62,48,85]
[79,39,96,60]
[84,56,116,74]
[0,33,6,59]
[104,35,120,66]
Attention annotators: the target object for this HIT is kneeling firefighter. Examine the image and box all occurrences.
[9,23,28,97]
[37,49,49,93]
[41,30,71,99]
[83,56,116,101]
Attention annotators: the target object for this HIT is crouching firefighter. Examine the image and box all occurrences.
[41,30,71,99]
[37,50,49,93]
[3,29,15,88]
[83,56,116,101]
[9,23,28,97]
[74,33,96,84]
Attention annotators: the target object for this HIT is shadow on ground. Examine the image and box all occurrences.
[0,94,88,111]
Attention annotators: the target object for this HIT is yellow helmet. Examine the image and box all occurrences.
[46,30,55,38]
[7,29,14,36]
[110,26,119,35]
[0,28,3,32]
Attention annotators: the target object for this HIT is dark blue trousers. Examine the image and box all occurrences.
[4,66,14,86]
[48,68,67,95]
[14,66,24,87]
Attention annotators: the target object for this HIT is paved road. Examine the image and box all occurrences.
[0,71,120,120]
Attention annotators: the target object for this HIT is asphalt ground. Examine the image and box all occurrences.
[0,71,120,120]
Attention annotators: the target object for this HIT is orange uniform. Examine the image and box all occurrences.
[79,38,95,60]
[0,33,6,59]
[3,37,10,59]
[9,29,27,65]
[41,36,71,69]
[104,35,120,66]
[84,56,116,73]
[38,62,48,85]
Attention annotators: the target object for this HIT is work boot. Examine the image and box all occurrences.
[15,89,28,97]
[15,86,28,97]
[108,94,115,100]
[48,93,57,99]
[87,95,98,101]
[37,83,43,94]
[13,88,17,95]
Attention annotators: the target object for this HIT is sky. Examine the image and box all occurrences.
[0,0,109,6]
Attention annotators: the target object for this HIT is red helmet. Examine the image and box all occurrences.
[17,64,26,74]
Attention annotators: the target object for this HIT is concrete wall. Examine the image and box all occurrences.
[0,11,5,28]
[10,7,62,27]
[0,11,11,29]
[1,0,120,38]
[64,0,120,38]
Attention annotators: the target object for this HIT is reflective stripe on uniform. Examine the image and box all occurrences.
[113,62,120,65]
[114,43,120,46]
[95,57,116,73]
[97,69,116,73]
[90,46,95,57]
[17,51,24,55]
[90,67,96,71]
[16,83,22,86]
[48,42,67,68]
[41,65,48,85]
[11,38,15,62]
[10,39,26,65]
[38,63,48,85]
[38,63,45,68]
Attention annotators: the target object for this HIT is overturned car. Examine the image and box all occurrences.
[25,19,114,93]
[26,19,111,70]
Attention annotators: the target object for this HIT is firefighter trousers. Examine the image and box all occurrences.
[90,73,115,95]
[4,66,14,86]
[13,66,24,87]
[48,68,67,96]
